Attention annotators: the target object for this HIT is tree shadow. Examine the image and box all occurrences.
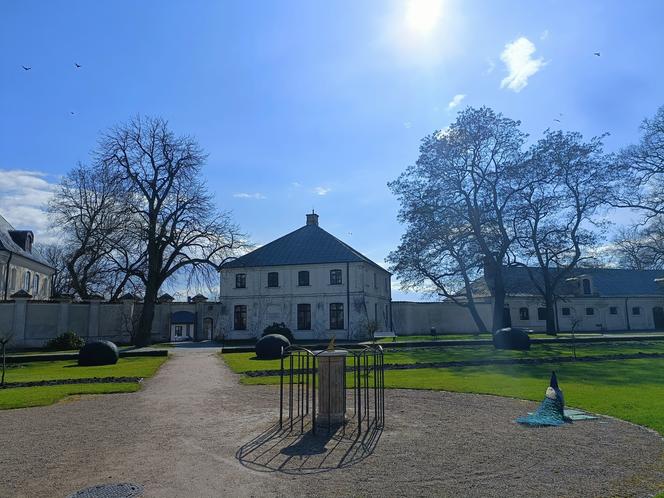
[236,417,383,475]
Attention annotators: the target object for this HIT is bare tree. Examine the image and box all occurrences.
[98,116,245,345]
[515,130,613,334]
[34,243,71,296]
[48,162,138,299]
[389,107,529,332]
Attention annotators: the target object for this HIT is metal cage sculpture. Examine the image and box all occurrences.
[279,344,385,435]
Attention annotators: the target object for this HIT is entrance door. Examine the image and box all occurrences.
[203,318,213,340]
[653,307,664,330]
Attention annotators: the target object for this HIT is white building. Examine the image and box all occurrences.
[0,214,54,300]
[219,212,392,340]
[470,266,664,332]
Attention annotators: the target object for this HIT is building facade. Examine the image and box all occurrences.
[219,213,392,340]
[0,214,54,300]
[470,267,664,333]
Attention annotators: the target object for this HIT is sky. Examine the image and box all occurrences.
[1,0,663,301]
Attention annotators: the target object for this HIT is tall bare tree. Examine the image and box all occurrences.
[515,130,613,334]
[389,107,529,332]
[49,162,137,299]
[611,105,664,267]
[98,116,245,345]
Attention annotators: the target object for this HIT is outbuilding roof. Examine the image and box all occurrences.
[221,218,389,273]
[469,266,664,298]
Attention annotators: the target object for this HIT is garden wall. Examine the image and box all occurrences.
[391,301,494,335]
[1,297,222,348]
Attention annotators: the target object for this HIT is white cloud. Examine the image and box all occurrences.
[0,169,59,243]
[435,126,451,140]
[403,121,413,129]
[485,58,496,74]
[500,36,546,92]
[233,192,266,200]
[291,182,302,188]
[313,186,331,196]
[540,29,549,41]
[447,93,466,110]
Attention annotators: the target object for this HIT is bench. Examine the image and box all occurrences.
[373,331,397,342]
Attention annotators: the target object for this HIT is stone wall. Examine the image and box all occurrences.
[0,297,223,348]
[391,301,494,335]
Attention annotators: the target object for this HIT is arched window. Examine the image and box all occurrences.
[24,271,31,292]
[33,274,40,296]
[10,268,16,290]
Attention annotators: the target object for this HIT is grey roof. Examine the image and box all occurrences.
[470,266,664,298]
[221,223,389,273]
[0,214,53,269]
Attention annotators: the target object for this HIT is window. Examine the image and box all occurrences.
[24,271,31,292]
[298,271,310,286]
[586,307,594,316]
[562,307,571,316]
[175,325,183,337]
[10,268,16,289]
[537,307,546,321]
[330,269,342,285]
[235,273,246,288]
[234,305,247,330]
[609,306,618,315]
[33,274,39,296]
[267,272,279,287]
[519,307,529,320]
[330,303,344,330]
[632,306,641,315]
[297,304,311,330]
[582,278,591,295]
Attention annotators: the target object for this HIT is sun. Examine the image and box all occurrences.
[405,0,444,34]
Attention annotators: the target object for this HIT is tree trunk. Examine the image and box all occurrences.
[544,294,557,335]
[467,301,489,335]
[490,271,506,333]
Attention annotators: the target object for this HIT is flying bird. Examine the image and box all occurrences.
[553,118,561,123]
[593,52,601,57]
[74,63,81,68]
[21,65,31,71]
[70,111,75,115]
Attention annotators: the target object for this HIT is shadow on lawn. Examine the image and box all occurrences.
[236,418,383,474]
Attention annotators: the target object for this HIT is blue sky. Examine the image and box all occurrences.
[1,0,663,300]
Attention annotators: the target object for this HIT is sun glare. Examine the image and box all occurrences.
[405,0,444,34]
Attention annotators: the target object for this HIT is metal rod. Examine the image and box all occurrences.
[312,356,317,434]
[279,350,284,429]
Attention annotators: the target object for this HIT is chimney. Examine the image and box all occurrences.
[306,210,319,226]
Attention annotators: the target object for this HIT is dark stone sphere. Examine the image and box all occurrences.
[493,327,531,350]
[255,334,291,360]
[78,340,120,366]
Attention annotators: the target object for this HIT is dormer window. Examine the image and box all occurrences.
[582,278,591,295]
[26,233,33,253]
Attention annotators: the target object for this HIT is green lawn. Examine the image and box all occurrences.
[3,356,168,383]
[0,383,140,410]
[0,356,168,409]
[222,342,664,437]
[222,340,664,374]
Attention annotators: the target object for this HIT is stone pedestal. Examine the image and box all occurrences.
[316,350,347,425]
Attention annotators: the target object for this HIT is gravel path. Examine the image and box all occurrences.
[0,346,662,498]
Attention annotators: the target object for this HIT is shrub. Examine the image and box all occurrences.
[262,322,294,343]
[45,331,85,351]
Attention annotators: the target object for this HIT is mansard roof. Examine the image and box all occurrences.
[0,214,53,270]
[221,222,389,273]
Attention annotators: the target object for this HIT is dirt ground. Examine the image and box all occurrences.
[0,345,662,498]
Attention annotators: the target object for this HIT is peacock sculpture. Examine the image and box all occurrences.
[516,371,571,427]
